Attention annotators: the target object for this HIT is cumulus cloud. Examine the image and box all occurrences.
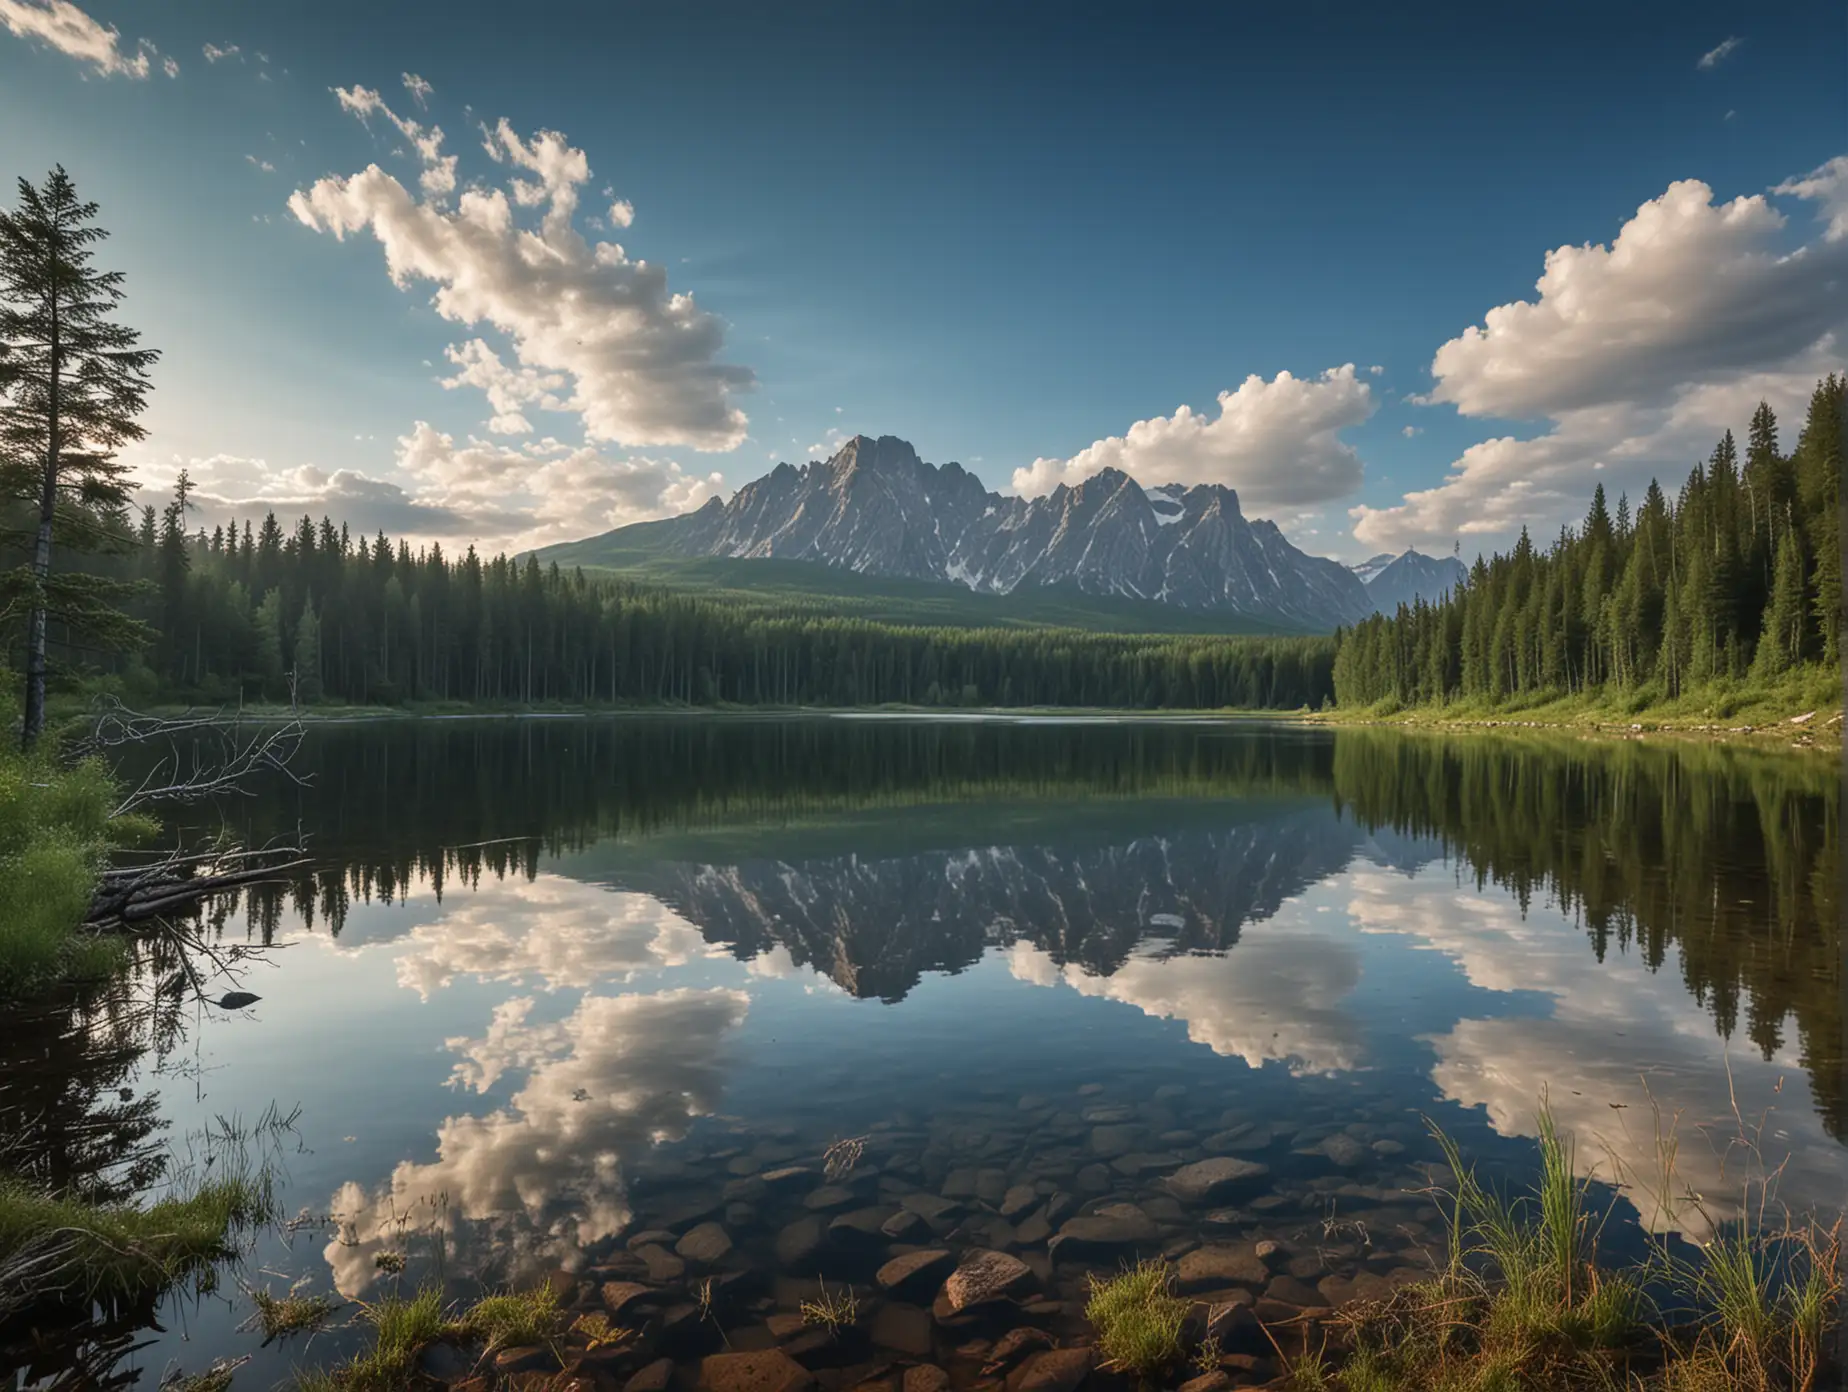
[332,83,458,198]
[1012,366,1375,513]
[245,154,275,174]
[392,877,716,999]
[325,987,749,1294]
[395,421,725,548]
[401,70,432,107]
[1697,35,1741,69]
[291,100,752,451]
[439,339,568,434]
[1008,927,1365,1075]
[1774,154,1848,242]
[1353,170,1848,551]
[132,451,509,544]
[201,41,239,62]
[0,0,173,78]
[1346,868,1843,1239]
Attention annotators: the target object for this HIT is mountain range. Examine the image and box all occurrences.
[540,435,1465,632]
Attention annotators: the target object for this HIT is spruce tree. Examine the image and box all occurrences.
[1752,523,1807,679]
[0,168,157,748]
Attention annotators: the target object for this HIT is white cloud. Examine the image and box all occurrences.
[331,83,457,198]
[324,987,748,1295]
[439,338,568,434]
[245,154,275,174]
[132,451,511,544]
[1352,169,1848,551]
[1008,928,1365,1075]
[391,878,715,999]
[291,104,752,451]
[1774,155,1848,242]
[394,420,725,548]
[1697,35,1741,69]
[0,0,171,78]
[201,41,239,63]
[1346,868,1842,1240]
[401,70,432,107]
[1011,366,1375,513]
[1401,425,1421,438]
[607,199,634,229]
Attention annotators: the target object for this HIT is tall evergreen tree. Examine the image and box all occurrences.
[0,168,156,747]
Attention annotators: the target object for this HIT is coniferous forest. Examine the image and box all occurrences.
[1332,378,1844,712]
[59,496,1337,711]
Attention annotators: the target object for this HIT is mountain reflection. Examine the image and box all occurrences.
[180,718,1839,1139]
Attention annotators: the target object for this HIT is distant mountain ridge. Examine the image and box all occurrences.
[538,435,1465,632]
[1349,549,1468,611]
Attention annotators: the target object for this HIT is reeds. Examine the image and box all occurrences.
[1281,1091,1840,1391]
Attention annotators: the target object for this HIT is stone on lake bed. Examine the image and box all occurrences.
[1005,1347,1094,1392]
[775,1216,826,1269]
[999,1184,1039,1219]
[1167,1157,1271,1205]
[882,1208,930,1240]
[1088,1125,1140,1157]
[1317,1134,1368,1168]
[869,1300,935,1358]
[1175,1244,1272,1291]
[1111,1151,1184,1176]
[624,1359,677,1392]
[676,1221,734,1264]
[901,1191,961,1224]
[877,1247,956,1294]
[699,1349,816,1392]
[602,1280,659,1315]
[637,1244,686,1281]
[903,1368,951,1392]
[829,1206,897,1244]
[939,1249,1033,1313]
[1081,1105,1136,1124]
[1047,1203,1159,1258]
[803,1185,859,1212]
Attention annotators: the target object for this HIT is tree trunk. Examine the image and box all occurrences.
[22,291,59,751]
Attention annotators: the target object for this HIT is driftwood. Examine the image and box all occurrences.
[76,698,315,943]
[83,848,310,931]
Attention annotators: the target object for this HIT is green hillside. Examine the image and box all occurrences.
[528,526,1304,636]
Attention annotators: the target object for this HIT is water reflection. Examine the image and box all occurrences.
[12,718,1839,1385]
[325,986,749,1297]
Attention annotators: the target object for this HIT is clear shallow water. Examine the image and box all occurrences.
[3,717,1840,1388]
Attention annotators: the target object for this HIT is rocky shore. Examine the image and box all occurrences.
[414,1081,1446,1391]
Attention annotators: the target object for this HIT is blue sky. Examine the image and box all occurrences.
[2,0,1843,560]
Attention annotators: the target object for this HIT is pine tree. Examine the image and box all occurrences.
[254,588,285,696]
[1752,523,1807,679]
[292,596,322,705]
[0,168,158,747]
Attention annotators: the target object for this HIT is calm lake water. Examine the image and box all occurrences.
[4,716,1842,1388]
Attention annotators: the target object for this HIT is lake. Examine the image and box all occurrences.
[3,716,1841,1388]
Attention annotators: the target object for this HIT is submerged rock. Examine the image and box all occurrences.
[1167,1157,1270,1205]
[939,1249,1033,1313]
[877,1248,955,1296]
[1005,1348,1093,1392]
[677,1221,734,1265]
[700,1349,816,1392]
[1047,1203,1160,1259]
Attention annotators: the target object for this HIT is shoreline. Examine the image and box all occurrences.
[123,698,1845,753]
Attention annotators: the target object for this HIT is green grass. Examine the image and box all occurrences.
[0,740,148,994]
[290,1281,574,1389]
[246,1284,340,1342]
[0,1171,274,1314]
[1321,665,1841,749]
[1279,1098,1841,1391]
[1086,1259,1190,1385]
